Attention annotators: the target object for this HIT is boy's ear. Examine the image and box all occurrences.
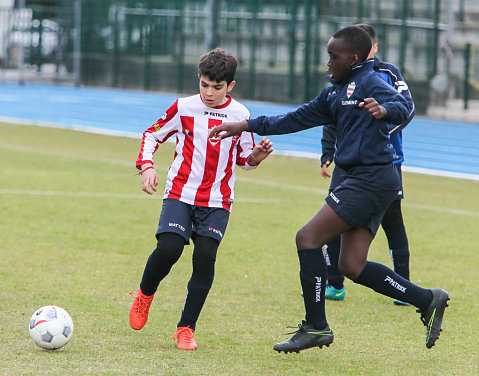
[350,53,360,67]
[227,80,236,92]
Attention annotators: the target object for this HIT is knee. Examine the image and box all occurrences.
[338,258,365,281]
[192,236,219,279]
[155,233,185,262]
[295,229,306,249]
[296,227,321,250]
[193,246,217,266]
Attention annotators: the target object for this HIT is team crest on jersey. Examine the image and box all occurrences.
[153,112,168,131]
[209,136,221,146]
[153,120,162,131]
[208,119,223,146]
[183,129,193,137]
[347,82,356,98]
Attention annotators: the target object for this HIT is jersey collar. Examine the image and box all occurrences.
[199,94,232,109]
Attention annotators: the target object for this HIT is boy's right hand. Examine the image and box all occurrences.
[358,98,387,119]
[209,120,249,139]
[140,165,159,195]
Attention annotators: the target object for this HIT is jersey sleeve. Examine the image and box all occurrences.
[135,100,181,168]
[236,131,257,170]
[388,70,415,136]
[375,58,415,135]
[247,89,333,136]
[370,77,410,126]
[321,123,336,166]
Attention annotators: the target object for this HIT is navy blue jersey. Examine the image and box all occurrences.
[321,57,415,166]
[248,60,410,167]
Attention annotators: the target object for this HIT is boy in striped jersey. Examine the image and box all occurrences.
[130,48,273,350]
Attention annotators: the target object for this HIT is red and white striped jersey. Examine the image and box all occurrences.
[136,94,256,211]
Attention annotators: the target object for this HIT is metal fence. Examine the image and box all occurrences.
[1,0,478,113]
[0,0,80,84]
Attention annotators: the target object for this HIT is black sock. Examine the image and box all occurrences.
[381,200,410,281]
[177,236,218,330]
[324,237,344,289]
[298,248,328,329]
[354,261,432,310]
[140,233,185,296]
[177,274,213,331]
[387,227,410,280]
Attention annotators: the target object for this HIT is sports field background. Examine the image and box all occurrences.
[0,83,478,375]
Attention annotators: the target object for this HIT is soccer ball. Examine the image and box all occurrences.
[29,305,74,350]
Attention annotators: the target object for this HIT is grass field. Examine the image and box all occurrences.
[0,122,478,375]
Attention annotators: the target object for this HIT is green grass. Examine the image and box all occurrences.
[0,122,478,375]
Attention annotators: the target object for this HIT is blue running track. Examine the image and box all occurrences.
[1,82,478,179]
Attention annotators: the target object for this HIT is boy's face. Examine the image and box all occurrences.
[327,37,359,83]
[199,75,235,108]
[368,42,378,59]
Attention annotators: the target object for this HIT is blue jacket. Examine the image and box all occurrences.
[321,57,415,165]
[248,59,410,167]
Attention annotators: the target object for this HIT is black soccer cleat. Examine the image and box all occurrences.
[417,288,450,349]
[273,321,334,354]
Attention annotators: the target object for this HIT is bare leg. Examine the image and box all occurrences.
[296,203,351,250]
[339,228,373,280]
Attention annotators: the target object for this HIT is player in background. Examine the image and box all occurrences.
[130,48,273,350]
[209,26,449,353]
[321,24,415,305]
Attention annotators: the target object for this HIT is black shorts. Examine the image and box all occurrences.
[156,199,230,243]
[325,164,401,236]
[331,163,404,200]
[393,163,404,200]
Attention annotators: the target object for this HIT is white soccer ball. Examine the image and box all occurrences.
[29,305,74,350]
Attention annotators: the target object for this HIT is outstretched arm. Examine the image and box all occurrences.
[210,89,334,140]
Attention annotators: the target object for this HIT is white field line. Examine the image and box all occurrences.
[402,166,479,182]
[0,141,171,171]
[402,202,479,218]
[0,188,477,218]
[2,119,478,181]
[0,141,133,168]
[0,189,279,204]
[0,116,142,140]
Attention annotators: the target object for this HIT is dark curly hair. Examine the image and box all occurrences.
[198,48,238,84]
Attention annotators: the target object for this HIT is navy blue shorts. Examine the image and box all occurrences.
[156,199,230,244]
[331,163,404,200]
[325,164,401,236]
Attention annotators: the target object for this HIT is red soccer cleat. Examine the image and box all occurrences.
[129,288,154,330]
[173,326,198,350]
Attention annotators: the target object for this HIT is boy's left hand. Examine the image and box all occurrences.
[359,98,387,119]
[248,137,274,166]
